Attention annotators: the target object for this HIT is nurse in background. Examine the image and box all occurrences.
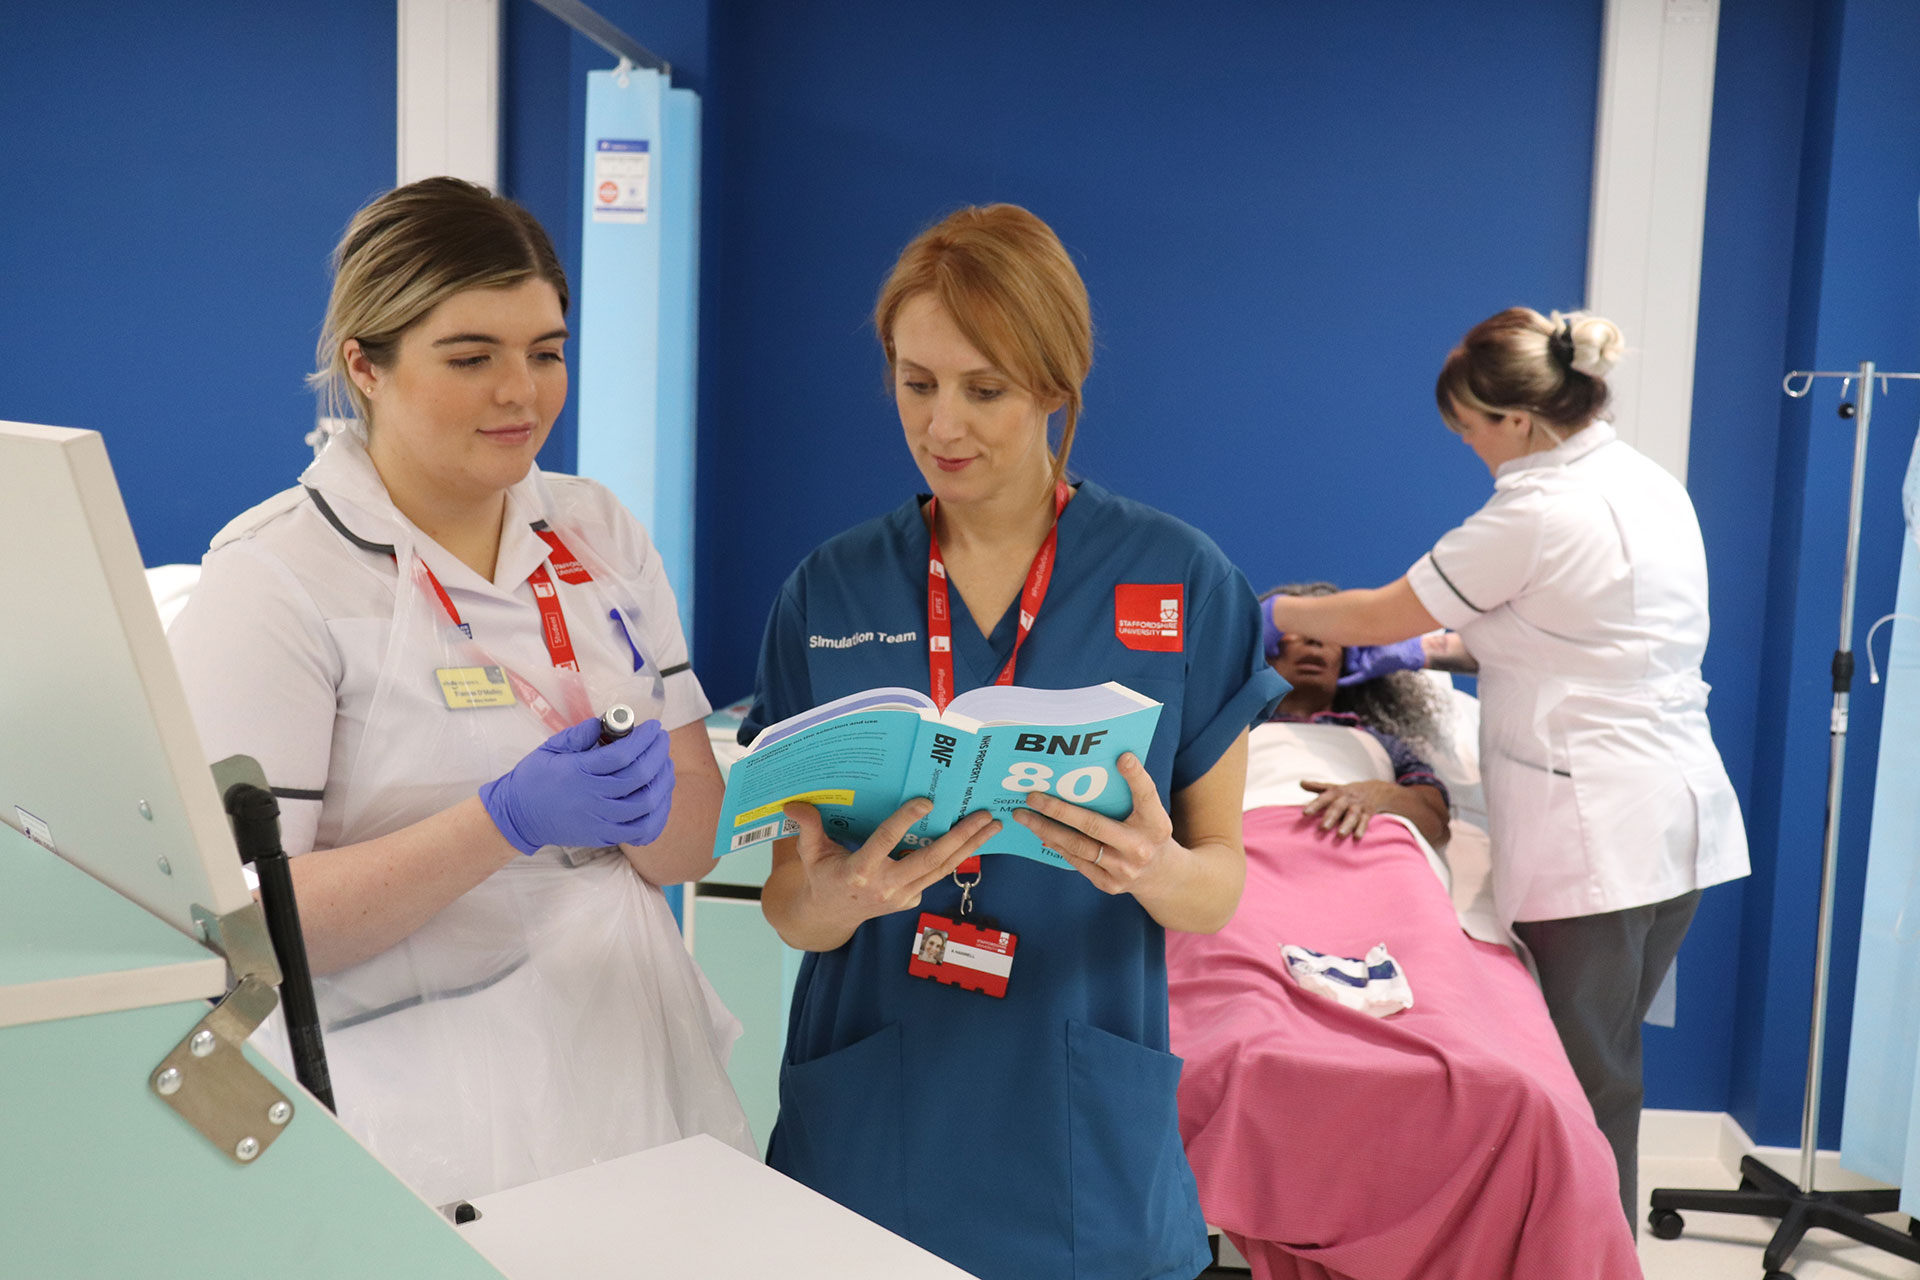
[169,178,750,1203]
[1265,307,1750,1226]
[740,204,1284,1279]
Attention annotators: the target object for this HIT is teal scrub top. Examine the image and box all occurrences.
[742,481,1285,1280]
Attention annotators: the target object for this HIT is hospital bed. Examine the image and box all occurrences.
[1170,682,1643,1280]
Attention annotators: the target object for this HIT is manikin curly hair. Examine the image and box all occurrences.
[1259,581,1446,751]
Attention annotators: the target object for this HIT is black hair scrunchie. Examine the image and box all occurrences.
[1547,320,1576,371]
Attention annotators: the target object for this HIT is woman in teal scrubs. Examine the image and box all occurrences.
[741,204,1285,1279]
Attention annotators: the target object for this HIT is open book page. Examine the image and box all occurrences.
[748,686,936,751]
[717,705,928,854]
[941,680,1157,731]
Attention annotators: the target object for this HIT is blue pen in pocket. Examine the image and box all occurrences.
[609,608,645,673]
[607,606,667,718]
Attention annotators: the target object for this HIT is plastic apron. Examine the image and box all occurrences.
[302,518,751,1206]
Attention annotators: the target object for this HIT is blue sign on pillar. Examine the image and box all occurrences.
[578,67,701,926]
[577,65,700,645]
[653,86,701,644]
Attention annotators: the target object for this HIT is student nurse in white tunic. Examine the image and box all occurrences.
[168,179,751,1204]
[1266,307,1749,1227]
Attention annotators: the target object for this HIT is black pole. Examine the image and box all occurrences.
[224,782,335,1112]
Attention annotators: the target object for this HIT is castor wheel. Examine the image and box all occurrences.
[1648,1207,1685,1240]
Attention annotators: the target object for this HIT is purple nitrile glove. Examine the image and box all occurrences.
[479,717,676,855]
[1262,597,1285,661]
[1337,637,1427,687]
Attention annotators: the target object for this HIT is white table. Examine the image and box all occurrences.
[459,1134,979,1279]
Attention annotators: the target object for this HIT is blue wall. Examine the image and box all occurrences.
[0,0,707,559]
[0,0,394,567]
[1718,0,1920,1147]
[1645,0,1821,1124]
[696,0,1602,705]
[5,0,1919,1149]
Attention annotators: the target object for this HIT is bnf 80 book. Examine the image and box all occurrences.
[717,682,1162,869]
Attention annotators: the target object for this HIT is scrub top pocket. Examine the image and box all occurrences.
[773,1021,909,1237]
[1065,1019,1208,1280]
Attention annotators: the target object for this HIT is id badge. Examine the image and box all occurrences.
[435,665,516,710]
[908,911,1017,999]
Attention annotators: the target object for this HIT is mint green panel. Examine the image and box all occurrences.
[693,897,793,1154]
[0,822,213,986]
[0,999,504,1278]
[705,839,772,889]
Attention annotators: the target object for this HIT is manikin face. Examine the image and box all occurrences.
[1446,395,1538,476]
[1269,628,1342,698]
[350,278,569,506]
[890,292,1060,507]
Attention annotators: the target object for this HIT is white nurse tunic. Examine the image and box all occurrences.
[168,432,752,1204]
[1406,421,1750,926]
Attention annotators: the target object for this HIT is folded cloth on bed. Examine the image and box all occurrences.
[1170,807,1641,1280]
[1280,943,1413,1018]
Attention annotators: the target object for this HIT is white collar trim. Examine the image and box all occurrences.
[1495,419,1618,479]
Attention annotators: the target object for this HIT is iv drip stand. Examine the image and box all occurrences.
[1648,361,1920,1277]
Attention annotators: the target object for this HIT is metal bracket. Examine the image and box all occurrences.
[190,901,283,989]
[150,975,292,1164]
[151,753,295,1164]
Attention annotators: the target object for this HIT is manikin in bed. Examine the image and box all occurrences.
[1168,584,1640,1280]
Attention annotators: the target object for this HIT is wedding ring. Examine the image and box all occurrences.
[1093,845,1106,866]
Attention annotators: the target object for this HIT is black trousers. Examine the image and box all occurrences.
[1513,889,1702,1231]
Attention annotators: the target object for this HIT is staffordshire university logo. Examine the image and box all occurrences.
[1113,584,1184,652]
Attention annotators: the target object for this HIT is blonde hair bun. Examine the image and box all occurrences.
[1434,306,1621,432]
[1551,310,1626,379]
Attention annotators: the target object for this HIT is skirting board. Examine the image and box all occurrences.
[1640,1108,1900,1195]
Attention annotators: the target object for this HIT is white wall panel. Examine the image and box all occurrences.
[397,0,501,189]
[1587,0,1719,481]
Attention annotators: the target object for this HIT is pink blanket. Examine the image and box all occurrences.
[1169,807,1641,1280]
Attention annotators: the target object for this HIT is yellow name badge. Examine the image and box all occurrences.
[435,666,517,710]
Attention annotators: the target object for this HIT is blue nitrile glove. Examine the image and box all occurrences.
[1262,597,1285,661]
[479,717,676,854]
[1337,637,1427,687]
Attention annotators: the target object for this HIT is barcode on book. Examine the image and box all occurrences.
[730,818,788,852]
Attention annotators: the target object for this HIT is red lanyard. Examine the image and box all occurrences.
[418,527,593,672]
[413,527,597,731]
[925,481,1070,711]
[927,481,1070,877]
